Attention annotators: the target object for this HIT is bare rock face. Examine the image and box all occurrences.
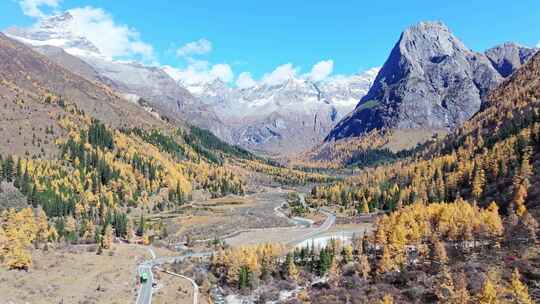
[485,42,538,78]
[326,22,504,141]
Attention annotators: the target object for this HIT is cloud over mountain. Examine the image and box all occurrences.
[307,60,334,81]
[164,59,234,85]
[236,72,257,89]
[67,6,155,62]
[176,38,212,57]
[18,0,61,18]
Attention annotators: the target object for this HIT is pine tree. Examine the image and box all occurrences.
[513,183,528,217]
[478,277,499,304]
[432,235,449,268]
[437,266,456,303]
[509,269,533,304]
[64,216,77,242]
[356,254,371,280]
[136,214,145,236]
[3,155,14,182]
[328,257,340,287]
[361,198,370,214]
[513,149,532,189]
[82,220,96,243]
[379,294,394,304]
[13,158,22,189]
[34,208,49,247]
[375,224,387,246]
[284,253,299,282]
[377,245,394,275]
[454,271,471,304]
[471,168,485,201]
[318,248,332,275]
[5,241,32,270]
[341,245,353,264]
[125,218,135,242]
[238,265,251,290]
[101,224,114,249]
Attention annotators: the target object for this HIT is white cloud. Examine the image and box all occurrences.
[236,72,257,89]
[209,63,234,82]
[18,0,61,18]
[537,42,540,48]
[307,60,334,81]
[66,6,155,62]
[261,63,299,86]
[166,59,234,86]
[176,38,212,57]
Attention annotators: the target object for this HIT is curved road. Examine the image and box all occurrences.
[136,251,211,304]
[286,208,335,246]
[136,191,335,304]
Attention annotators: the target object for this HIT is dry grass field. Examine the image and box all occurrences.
[0,244,151,304]
[159,190,293,243]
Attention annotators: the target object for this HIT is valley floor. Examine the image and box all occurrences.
[0,185,374,304]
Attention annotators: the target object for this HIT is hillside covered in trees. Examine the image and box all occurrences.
[0,33,269,270]
[286,52,540,303]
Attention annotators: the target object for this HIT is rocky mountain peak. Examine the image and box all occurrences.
[5,12,100,55]
[38,12,74,28]
[399,21,472,61]
[326,21,503,142]
[485,42,538,77]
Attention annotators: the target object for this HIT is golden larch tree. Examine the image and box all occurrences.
[509,269,533,304]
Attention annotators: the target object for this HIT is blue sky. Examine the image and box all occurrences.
[1,0,539,86]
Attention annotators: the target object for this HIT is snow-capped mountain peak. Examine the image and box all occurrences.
[178,69,377,152]
[5,12,102,58]
[186,68,378,118]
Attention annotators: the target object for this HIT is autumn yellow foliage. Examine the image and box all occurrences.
[0,208,52,270]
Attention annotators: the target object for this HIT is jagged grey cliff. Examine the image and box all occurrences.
[485,42,538,78]
[326,22,537,142]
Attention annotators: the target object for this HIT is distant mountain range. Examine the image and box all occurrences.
[179,69,378,154]
[4,12,378,154]
[326,21,538,143]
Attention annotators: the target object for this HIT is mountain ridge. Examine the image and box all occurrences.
[4,14,230,141]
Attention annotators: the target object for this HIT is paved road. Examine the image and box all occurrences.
[136,263,154,304]
[285,208,335,246]
[136,248,156,304]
